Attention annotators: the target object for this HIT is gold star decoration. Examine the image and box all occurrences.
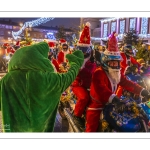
[83,36,88,42]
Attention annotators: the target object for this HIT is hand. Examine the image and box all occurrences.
[62,62,67,67]
[141,89,150,101]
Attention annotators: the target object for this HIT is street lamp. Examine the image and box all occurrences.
[19,23,23,27]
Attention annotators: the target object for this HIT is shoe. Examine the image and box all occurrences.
[73,115,85,128]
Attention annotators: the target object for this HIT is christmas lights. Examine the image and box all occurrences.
[100,18,118,23]
[92,33,150,42]
[12,17,55,40]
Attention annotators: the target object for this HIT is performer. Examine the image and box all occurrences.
[116,44,141,97]
[72,22,97,128]
[85,32,150,132]
[0,42,84,132]
[57,40,71,65]
[48,41,60,72]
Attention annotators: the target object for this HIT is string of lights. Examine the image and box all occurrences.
[12,17,55,40]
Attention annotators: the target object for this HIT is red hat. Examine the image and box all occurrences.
[3,43,9,47]
[48,42,55,49]
[104,32,120,56]
[77,22,91,47]
[16,41,20,47]
[59,39,67,44]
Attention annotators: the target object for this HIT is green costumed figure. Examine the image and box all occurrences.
[0,42,84,132]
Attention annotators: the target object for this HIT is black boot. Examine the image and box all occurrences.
[73,115,85,129]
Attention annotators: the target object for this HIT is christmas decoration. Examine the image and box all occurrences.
[55,26,66,40]
[12,17,55,40]
[77,22,91,47]
[122,29,139,45]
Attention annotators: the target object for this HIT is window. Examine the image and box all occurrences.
[129,18,136,30]
[34,34,36,38]
[6,25,12,29]
[119,19,125,34]
[141,17,148,34]
[103,23,108,37]
[111,21,116,33]
[0,24,5,28]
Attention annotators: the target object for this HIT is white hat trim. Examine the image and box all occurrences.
[104,49,120,56]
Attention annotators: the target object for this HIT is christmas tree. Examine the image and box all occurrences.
[122,29,139,45]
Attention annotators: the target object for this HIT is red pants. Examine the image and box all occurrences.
[72,86,90,117]
[85,109,102,132]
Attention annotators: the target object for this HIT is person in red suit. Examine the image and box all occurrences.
[85,32,150,132]
[48,41,60,72]
[71,22,97,128]
[116,44,141,97]
[57,39,71,65]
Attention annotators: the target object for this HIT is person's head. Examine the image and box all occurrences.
[62,43,69,52]
[123,44,134,57]
[77,46,92,59]
[101,32,122,84]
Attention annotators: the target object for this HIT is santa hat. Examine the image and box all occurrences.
[48,42,55,49]
[104,32,120,56]
[3,43,10,47]
[16,41,20,47]
[59,39,67,45]
[77,22,91,47]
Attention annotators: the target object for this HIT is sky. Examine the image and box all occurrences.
[0,18,80,29]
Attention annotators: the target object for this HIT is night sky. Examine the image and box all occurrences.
[0,18,80,29]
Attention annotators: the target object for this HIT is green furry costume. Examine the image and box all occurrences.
[0,42,84,132]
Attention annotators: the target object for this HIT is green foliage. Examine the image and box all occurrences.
[55,26,66,40]
[135,40,149,62]
[122,29,139,45]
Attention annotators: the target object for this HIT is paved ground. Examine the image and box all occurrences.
[0,111,69,133]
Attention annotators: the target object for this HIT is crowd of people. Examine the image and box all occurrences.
[0,22,150,132]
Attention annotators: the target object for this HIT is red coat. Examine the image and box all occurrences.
[72,60,97,89]
[72,60,97,117]
[51,58,60,72]
[88,67,143,110]
[5,47,15,55]
[120,52,141,74]
[57,50,71,64]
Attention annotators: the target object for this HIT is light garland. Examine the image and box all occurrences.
[12,17,55,40]
[92,33,150,41]
[100,17,126,23]
[100,18,118,23]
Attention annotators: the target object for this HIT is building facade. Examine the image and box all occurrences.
[81,17,150,48]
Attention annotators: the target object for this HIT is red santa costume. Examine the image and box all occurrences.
[72,22,97,121]
[57,39,71,65]
[85,32,144,132]
[116,49,141,98]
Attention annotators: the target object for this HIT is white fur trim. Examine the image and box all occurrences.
[114,33,118,36]
[47,39,57,43]
[60,42,67,44]
[140,88,145,98]
[104,49,120,56]
[124,66,130,75]
[86,22,91,27]
[108,94,116,103]
[106,71,118,93]
[77,42,91,47]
